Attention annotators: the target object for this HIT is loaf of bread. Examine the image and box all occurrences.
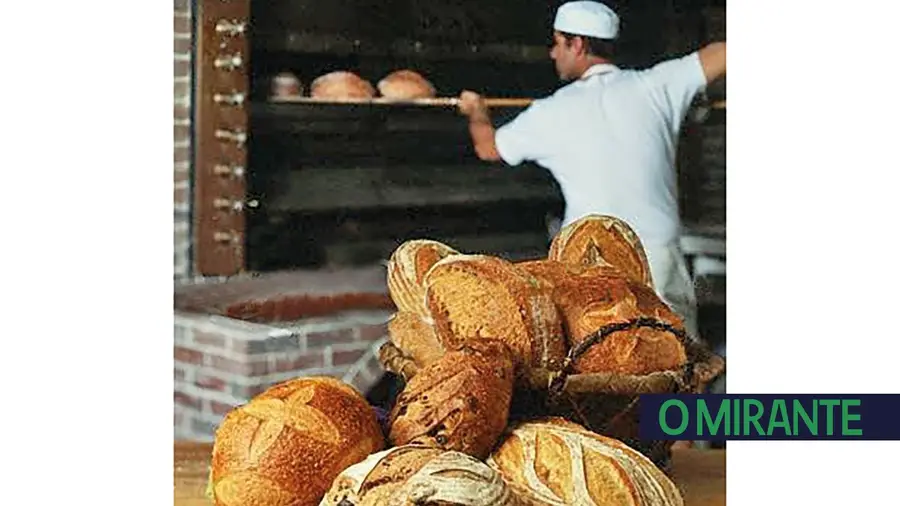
[487,418,683,506]
[320,446,518,506]
[310,71,376,100]
[387,239,459,319]
[548,214,654,288]
[554,267,687,375]
[423,254,567,387]
[389,339,515,459]
[387,311,445,368]
[377,69,437,99]
[210,376,385,506]
[271,72,303,98]
[514,259,575,288]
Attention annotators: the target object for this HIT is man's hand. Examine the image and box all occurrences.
[458,90,490,122]
[458,91,500,162]
[698,42,726,84]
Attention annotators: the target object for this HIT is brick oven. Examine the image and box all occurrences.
[173,0,726,441]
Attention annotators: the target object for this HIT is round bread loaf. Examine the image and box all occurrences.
[387,239,459,319]
[389,338,515,459]
[387,311,445,369]
[209,376,385,506]
[377,69,437,99]
[554,267,687,375]
[271,72,303,98]
[487,418,683,506]
[423,254,567,388]
[310,71,376,100]
[549,214,654,288]
[320,445,518,506]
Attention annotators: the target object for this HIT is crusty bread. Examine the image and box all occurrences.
[387,239,459,319]
[210,376,385,506]
[548,214,654,288]
[389,339,515,459]
[310,71,376,100]
[377,69,437,99]
[423,254,567,387]
[554,268,687,375]
[514,259,575,288]
[271,72,303,98]
[487,418,683,506]
[387,311,445,368]
[320,445,518,506]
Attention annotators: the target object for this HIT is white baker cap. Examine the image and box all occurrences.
[553,1,620,40]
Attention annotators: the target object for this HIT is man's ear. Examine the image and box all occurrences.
[572,35,587,56]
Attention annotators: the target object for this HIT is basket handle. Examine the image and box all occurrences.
[549,317,695,396]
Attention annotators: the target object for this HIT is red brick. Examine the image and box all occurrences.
[174,185,189,208]
[209,400,237,416]
[209,355,270,376]
[174,36,192,55]
[174,79,190,100]
[332,348,368,367]
[274,352,325,373]
[175,167,189,185]
[193,330,228,350]
[306,328,356,349]
[174,58,191,78]
[357,323,387,341]
[175,346,203,365]
[174,145,190,164]
[174,123,190,143]
[175,391,202,410]
[195,374,227,392]
[174,103,190,121]
[174,13,191,34]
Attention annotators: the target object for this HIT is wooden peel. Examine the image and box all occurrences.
[268,96,535,107]
[269,95,726,110]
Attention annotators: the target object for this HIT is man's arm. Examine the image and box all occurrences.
[458,91,501,162]
[698,42,726,84]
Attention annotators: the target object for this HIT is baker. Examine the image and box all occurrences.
[458,0,726,339]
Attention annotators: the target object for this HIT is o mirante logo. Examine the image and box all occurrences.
[639,395,900,441]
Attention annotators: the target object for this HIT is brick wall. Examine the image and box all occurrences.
[174,309,390,441]
[173,267,394,441]
[174,0,193,280]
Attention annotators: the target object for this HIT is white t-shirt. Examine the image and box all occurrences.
[494,52,707,249]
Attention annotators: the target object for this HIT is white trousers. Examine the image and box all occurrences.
[645,241,700,342]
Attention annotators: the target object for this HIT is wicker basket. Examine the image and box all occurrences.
[378,317,725,471]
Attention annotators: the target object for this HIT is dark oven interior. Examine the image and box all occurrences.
[240,0,724,272]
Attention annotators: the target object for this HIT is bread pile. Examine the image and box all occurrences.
[207,215,699,505]
[383,214,689,382]
[271,69,437,101]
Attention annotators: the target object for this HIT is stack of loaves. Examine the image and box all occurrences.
[208,214,692,505]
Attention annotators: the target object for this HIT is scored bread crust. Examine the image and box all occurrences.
[389,339,515,459]
[210,376,385,506]
[548,214,654,288]
[387,239,459,319]
[387,311,446,368]
[319,445,518,506]
[486,417,684,506]
[377,69,437,99]
[423,254,567,387]
[553,268,687,375]
[310,71,376,99]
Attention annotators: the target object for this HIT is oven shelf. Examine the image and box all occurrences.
[254,30,551,64]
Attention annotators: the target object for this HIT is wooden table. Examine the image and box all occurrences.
[175,441,725,505]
